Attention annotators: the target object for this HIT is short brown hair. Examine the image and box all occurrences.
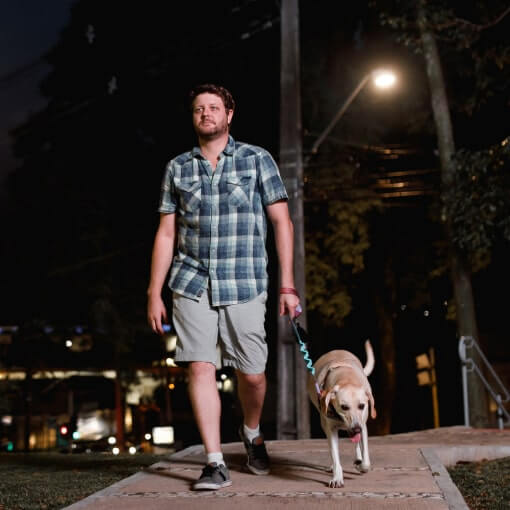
[189,84,235,112]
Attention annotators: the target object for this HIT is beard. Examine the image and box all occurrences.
[195,117,229,140]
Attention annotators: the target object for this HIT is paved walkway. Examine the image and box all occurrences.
[64,426,510,510]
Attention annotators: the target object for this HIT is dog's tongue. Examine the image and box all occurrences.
[350,433,361,443]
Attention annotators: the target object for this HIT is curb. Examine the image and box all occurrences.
[421,448,469,510]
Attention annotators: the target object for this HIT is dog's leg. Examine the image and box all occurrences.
[358,423,371,473]
[354,441,363,471]
[322,419,343,488]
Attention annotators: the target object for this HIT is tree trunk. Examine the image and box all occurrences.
[23,369,33,452]
[417,2,489,427]
[115,372,125,450]
[372,256,397,435]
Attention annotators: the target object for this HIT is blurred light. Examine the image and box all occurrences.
[216,381,222,390]
[400,304,407,311]
[1,415,12,426]
[152,426,174,445]
[424,310,430,317]
[43,326,54,334]
[165,334,177,352]
[144,433,152,441]
[72,431,80,440]
[222,378,234,393]
[443,300,448,306]
[112,447,120,455]
[75,325,84,334]
[162,324,172,333]
[128,446,137,455]
[165,357,176,367]
[372,69,396,89]
[108,436,116,445]
[168,383,175,390]
[59,425,69,436]
[220,374,227,381]
[65,340,73,348]
[6,442,13,452]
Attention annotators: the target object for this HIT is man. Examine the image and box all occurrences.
[147,83,300,490]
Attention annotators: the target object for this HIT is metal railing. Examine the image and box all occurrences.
[458,335,510,429]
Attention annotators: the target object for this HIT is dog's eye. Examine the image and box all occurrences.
[358,404,365,410]
[341,404,350,411]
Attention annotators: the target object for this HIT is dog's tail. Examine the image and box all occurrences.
[363,340,375,376]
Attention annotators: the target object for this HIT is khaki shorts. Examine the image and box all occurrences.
[172,290,268,374]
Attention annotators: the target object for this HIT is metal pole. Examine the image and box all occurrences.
[458,336,470,427]
[278,0,310,440]
[304,73,371,167]
[496,394,503,430]
[429,347,440,428]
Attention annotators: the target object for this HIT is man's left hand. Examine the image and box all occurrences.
[279,293,301,319]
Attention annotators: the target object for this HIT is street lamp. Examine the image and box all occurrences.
[305,69,397,165]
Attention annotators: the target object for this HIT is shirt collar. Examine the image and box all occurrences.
[190,135,235,159]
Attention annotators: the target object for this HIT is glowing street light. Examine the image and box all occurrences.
[305,68,397,165]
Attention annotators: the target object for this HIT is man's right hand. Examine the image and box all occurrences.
[147,294,168,335]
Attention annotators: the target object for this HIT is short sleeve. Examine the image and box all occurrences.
[158,160,177,214]
[257,149,288,206]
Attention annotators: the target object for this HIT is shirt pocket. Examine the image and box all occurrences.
[175,178,202,213]
[227,166,256,208]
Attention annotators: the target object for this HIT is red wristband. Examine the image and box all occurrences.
[280,287,299,297]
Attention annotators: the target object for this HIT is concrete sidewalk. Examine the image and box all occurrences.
[64,426,510,510]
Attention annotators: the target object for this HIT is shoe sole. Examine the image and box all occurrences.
[246,463,270,475]
[193,480,232,490]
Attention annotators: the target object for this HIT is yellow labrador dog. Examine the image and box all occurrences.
[307,340,376,488]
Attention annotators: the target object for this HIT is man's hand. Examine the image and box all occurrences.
[279,293,301,319]
[147,294,168,335]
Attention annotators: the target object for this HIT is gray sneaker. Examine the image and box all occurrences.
[239,426,270,475]
[192,463,232,490]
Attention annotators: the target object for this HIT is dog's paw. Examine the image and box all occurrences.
[354,461,370,473]
[328,478,344,488]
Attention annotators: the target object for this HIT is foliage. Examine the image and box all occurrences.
[443,138,510,271]
[306,198,381,326]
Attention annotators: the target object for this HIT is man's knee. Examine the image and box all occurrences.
[189,361,216,379]
[237,371,266,389]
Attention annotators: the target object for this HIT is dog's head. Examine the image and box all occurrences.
[320,383,376,433]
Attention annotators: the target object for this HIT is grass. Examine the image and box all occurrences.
[0,452,165,510]
[1,452,509,509]
[448,456,510,510]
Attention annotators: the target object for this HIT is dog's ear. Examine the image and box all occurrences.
[320,389,335,415]
[366,390,377,419]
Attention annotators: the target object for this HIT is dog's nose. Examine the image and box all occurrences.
[351,425,362,435]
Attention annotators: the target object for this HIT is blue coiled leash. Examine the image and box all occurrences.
[290,315,321,398]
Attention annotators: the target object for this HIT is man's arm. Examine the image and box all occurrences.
[147,213,176,334]
[266,200,300,318]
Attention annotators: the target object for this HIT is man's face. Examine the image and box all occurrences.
[192,93,233,140]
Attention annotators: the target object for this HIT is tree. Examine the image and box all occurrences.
[378,0,510,426]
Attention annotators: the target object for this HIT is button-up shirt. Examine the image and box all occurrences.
[159,135,288,306]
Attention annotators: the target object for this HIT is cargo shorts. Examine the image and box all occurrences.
[172,290,268,374]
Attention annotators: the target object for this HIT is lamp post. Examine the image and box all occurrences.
[304,69,397,166]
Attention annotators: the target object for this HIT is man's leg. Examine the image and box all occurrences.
[236,370,270,475]
[188,361,222,454]
[173,293,231,490]
[236,371,266,428]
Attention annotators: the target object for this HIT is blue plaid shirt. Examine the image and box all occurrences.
[159,135,288,306]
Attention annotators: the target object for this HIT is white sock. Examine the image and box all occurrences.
[207,452,225,466]
[243,424,260,442]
